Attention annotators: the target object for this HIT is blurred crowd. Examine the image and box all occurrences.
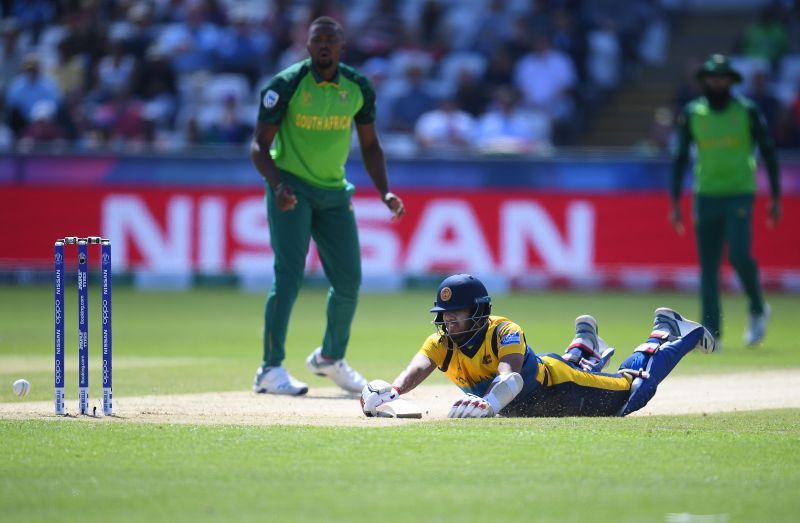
[4,0,787,155]
[651,2,800,152]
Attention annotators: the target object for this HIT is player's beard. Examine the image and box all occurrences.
[314,55,335,71]
[703,86,731,110]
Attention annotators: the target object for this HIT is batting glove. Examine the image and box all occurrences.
[360,379,400,417]
[448,394,495,418]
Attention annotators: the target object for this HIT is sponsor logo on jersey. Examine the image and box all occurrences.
[263,90,279,109]
[500,331,520,347]
[339,90,349,103]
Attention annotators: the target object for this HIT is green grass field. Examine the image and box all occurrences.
[1,285,799,522]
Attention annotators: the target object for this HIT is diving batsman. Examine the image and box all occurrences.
[361,274,716,418]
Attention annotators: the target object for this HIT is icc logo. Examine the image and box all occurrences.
[79,253,86,264]
[55,252,63,263]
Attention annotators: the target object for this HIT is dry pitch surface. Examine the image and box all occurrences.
[1,370,798,426]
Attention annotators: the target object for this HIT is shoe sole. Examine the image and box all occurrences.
[654,307,716,354]
[254,386,308,396]
[575,315,598,333]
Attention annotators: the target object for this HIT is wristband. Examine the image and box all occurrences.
[383,192,397,202]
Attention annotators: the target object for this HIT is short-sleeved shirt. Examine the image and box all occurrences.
[257,59,376,190]
[419,315,633,417]
[418,316,537,397]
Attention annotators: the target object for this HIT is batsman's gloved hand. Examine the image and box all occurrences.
[448,394,495,418]
[360,379,400,417]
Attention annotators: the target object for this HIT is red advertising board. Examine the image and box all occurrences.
[1,186,797,288]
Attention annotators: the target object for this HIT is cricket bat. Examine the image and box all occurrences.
[375,398,423,419]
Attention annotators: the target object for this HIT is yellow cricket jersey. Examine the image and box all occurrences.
[418,316,534,396]
[419,315,635,416]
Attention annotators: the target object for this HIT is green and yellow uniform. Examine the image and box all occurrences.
[257,59,376,366]
[672,95,780,337]
[420,316,633,416]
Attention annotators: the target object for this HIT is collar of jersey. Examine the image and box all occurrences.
[458,323,489,358]
[308,59,340,86]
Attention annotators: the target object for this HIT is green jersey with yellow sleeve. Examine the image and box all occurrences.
[258,59,376,189]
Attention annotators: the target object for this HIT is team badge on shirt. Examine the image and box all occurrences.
[263,90,279,109]
[500,331,520,347]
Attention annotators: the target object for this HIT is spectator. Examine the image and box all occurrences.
[217,7,272,88]
[276,19,312,72]
[740,6,789,67]
[4,53,61,137]
[387,63,437,133]
[90,88,147,148]
[92,37,138,102]
[415,97,476,151]
[202,94,252,144]
[48,38,87,100]
[136,46,178,130]
[60,7,107,70]
[158,2,221,76]
[454,67,489,117]
[483,45,514,91]
[263,0,295,66]
[417,0,443,48]
[513,33,576,129]
[351,0,405,61]
[7,0,57,44]
[360,57,392,134]
[647,106,674,152]
[471,0,514,59]
[0,96,14,150]
[475,86,551,153]
[505,14,531,61]
[523,0,553,35]
[19,99,65,146]
[551,9,588,83]
[582,0,645,77]
[125,2,158,61]
[0,19,27,91]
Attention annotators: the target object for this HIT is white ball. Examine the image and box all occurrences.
[13,379,30,397]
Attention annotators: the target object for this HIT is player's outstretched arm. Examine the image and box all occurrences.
[448,355,524,419]
[360,354,434,417]
[393,354,436,394]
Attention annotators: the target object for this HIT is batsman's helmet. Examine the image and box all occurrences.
[431,274,492,346]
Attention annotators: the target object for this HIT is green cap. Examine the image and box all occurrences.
[695,54,742,83]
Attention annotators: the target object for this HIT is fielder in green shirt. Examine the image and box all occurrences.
[249,17,405,396]
[671,54,781,347]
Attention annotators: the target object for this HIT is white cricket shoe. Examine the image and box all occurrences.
[306,347,367,393]
[253,366,308,396]
[653,308,716,353]
[744,304,771,346]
